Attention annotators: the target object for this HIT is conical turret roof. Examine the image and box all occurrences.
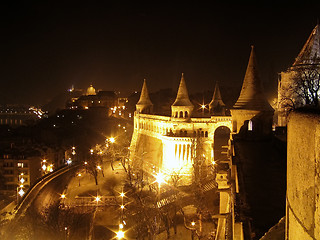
[233,46,273,111]
[209,82,226,116]
[136,79,153,106]
[209,81,225,106]
[293,24,320,67]
[172,73,193,107]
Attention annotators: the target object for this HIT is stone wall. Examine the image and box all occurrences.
[286,110,320,240]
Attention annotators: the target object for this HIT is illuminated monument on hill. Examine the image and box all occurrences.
[130,46,273,179]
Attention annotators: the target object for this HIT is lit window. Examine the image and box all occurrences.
[248,120,253,131]
[17,162,24,168]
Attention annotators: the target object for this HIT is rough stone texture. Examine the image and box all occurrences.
[286,110,320,240]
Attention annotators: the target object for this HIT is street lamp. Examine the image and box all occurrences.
[109,137,115,143]
[116,230,125,239]
[18,188,25,197]
[77,173,82,186]
[94,195,101,206]
[155,172,166,187]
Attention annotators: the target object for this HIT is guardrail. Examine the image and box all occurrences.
[14,163,80,217]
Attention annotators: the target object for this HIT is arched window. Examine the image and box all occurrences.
[179,111,183,118]
[248,120,253,131]
[205,131,208,137]
[175,112,178,118]
[201,131,204,137]
[185,111,188,118]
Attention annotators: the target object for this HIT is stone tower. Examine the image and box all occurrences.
[209,81,227,116]
[136,79,153,114]
[171,73,194,119]
[231,46,274,135]
[278,24,320,126]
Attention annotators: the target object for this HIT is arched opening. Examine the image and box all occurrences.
[185,111,188,118]
[213,126,231,161]
[205,131,208,137]
[179,111,183,118]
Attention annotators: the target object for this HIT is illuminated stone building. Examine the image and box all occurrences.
[67,84,118,114]
[130,46,273,178]
[130,75,232,177]
[278,24,320,126]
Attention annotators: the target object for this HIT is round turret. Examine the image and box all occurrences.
[171,73,194,119]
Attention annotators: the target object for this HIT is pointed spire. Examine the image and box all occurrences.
[136,79,153,113]
[209,82,226,115]
[233,46,273,111]
[212,81,224,102]
[293,24,320,67]
[172,73,193,107]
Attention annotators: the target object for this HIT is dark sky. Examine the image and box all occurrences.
[1,2,320,105]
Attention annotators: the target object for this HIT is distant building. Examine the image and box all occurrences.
[66,84,118,115]
[0,149,41,196]
[0,104,42,127]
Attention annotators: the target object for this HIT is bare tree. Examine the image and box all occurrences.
[293,66,320,106]
[280,66,320,116]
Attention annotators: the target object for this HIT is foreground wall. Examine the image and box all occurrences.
[286,110,320,240]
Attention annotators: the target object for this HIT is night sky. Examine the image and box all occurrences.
[1,2,320,105]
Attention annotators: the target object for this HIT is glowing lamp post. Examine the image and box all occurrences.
[94,195,101,206]
[201,104,206,116]
[155,172,166,188]
[116,230,124,239]
[191,221,196,240]
[18,188,25,196]
[77,173,82,186]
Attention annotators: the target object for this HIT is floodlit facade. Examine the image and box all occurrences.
[130,46,273,178]
[130,75,232,177]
